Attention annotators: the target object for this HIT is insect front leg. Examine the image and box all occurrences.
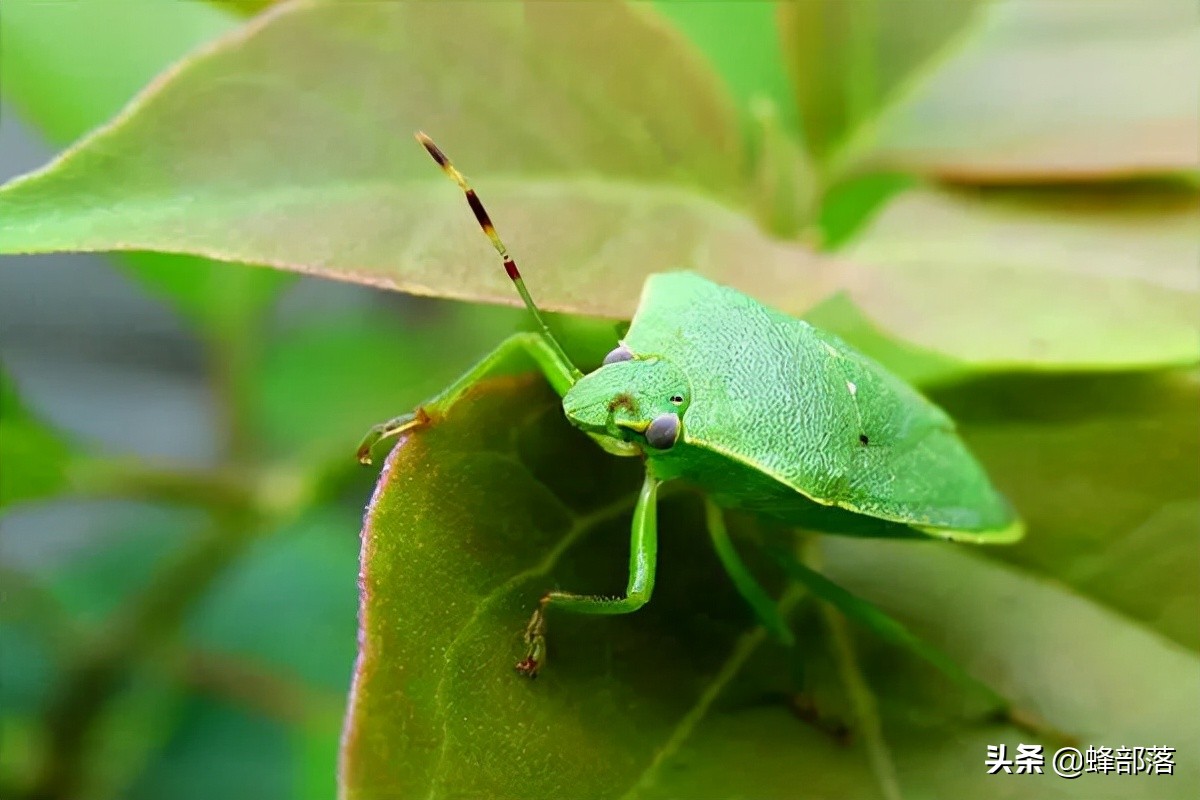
[356,331,577,464]
[515,471,660,677]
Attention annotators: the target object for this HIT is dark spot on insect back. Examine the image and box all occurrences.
[858,434,869,446]
[608,393,637,415]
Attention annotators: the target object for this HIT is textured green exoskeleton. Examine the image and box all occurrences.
[359,133,1022,682]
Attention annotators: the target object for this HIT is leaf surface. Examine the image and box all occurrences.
[778,0,988,160]
[935,369,1200,651]
[343,368,1199,798]
[1,1,1196,372]
[0,0,291,334]
[0,1,840,318]
[826,0,1200,180]
[842,187,1200,367]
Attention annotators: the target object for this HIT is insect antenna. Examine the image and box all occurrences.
[416,132,582,382]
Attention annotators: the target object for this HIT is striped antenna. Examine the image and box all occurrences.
[416,132,582,382]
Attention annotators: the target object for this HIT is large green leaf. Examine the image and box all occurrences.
[814,0,1200,180]
[343,369,1199,798]
[0,1,824,315]
[842,186,1200,367]
[1,0,1195,372]
[649,1,819,234]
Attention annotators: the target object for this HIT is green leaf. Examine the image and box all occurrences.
[3,1,1195,371]
[746,97,821,237]
[652,1,801,134]
[841,186,1200,368]
[121,253,291,338]
[779,0,988,161]
[0,371,74,510]
[207,0,282,17]
[126,696,295,800]
[642,549,1198,799]
[0,0,232,143]
[936,369,1200,651]
[0,1,846,323]
[187,506,361,690]
[831,0,1200,181]
[343,370,1199,798]
[0,0,291,335]
[343,373,679,797]
[821,541,1199,780]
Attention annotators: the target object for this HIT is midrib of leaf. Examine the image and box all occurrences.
[423,487,654,800]
[0,175,753,255]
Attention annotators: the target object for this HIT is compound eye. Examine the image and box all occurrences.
[602,344,635,365]
[645,413,680,450]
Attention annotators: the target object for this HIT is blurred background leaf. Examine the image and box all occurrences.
[0,0,287,340]
[843,186,1200,366]
[0,1,786,316]
[937,369,1200,650]
[828,0,1200,181]
[0,370,75,509]
[0,0,232,142]
[778,0,988,162]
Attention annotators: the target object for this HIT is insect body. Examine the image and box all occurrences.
[568,272,1019,542]
[359,133,1022,678]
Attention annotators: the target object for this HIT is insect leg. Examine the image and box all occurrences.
[515,470,660,677]
[704,498,795,646]
[356,331,577,464]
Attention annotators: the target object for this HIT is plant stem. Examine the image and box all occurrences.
[209,328,259,464]
[179,648,343,726]
[68,456,258,509]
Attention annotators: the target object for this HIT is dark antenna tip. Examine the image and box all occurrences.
[415,131,447,167]
[415,131,582,382]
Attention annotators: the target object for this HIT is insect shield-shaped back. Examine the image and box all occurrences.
[562,354,690,450]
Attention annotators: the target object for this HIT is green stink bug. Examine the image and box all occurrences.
[359,133,1022,683]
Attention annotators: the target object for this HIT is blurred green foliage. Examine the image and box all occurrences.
[0,2,1197,800]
